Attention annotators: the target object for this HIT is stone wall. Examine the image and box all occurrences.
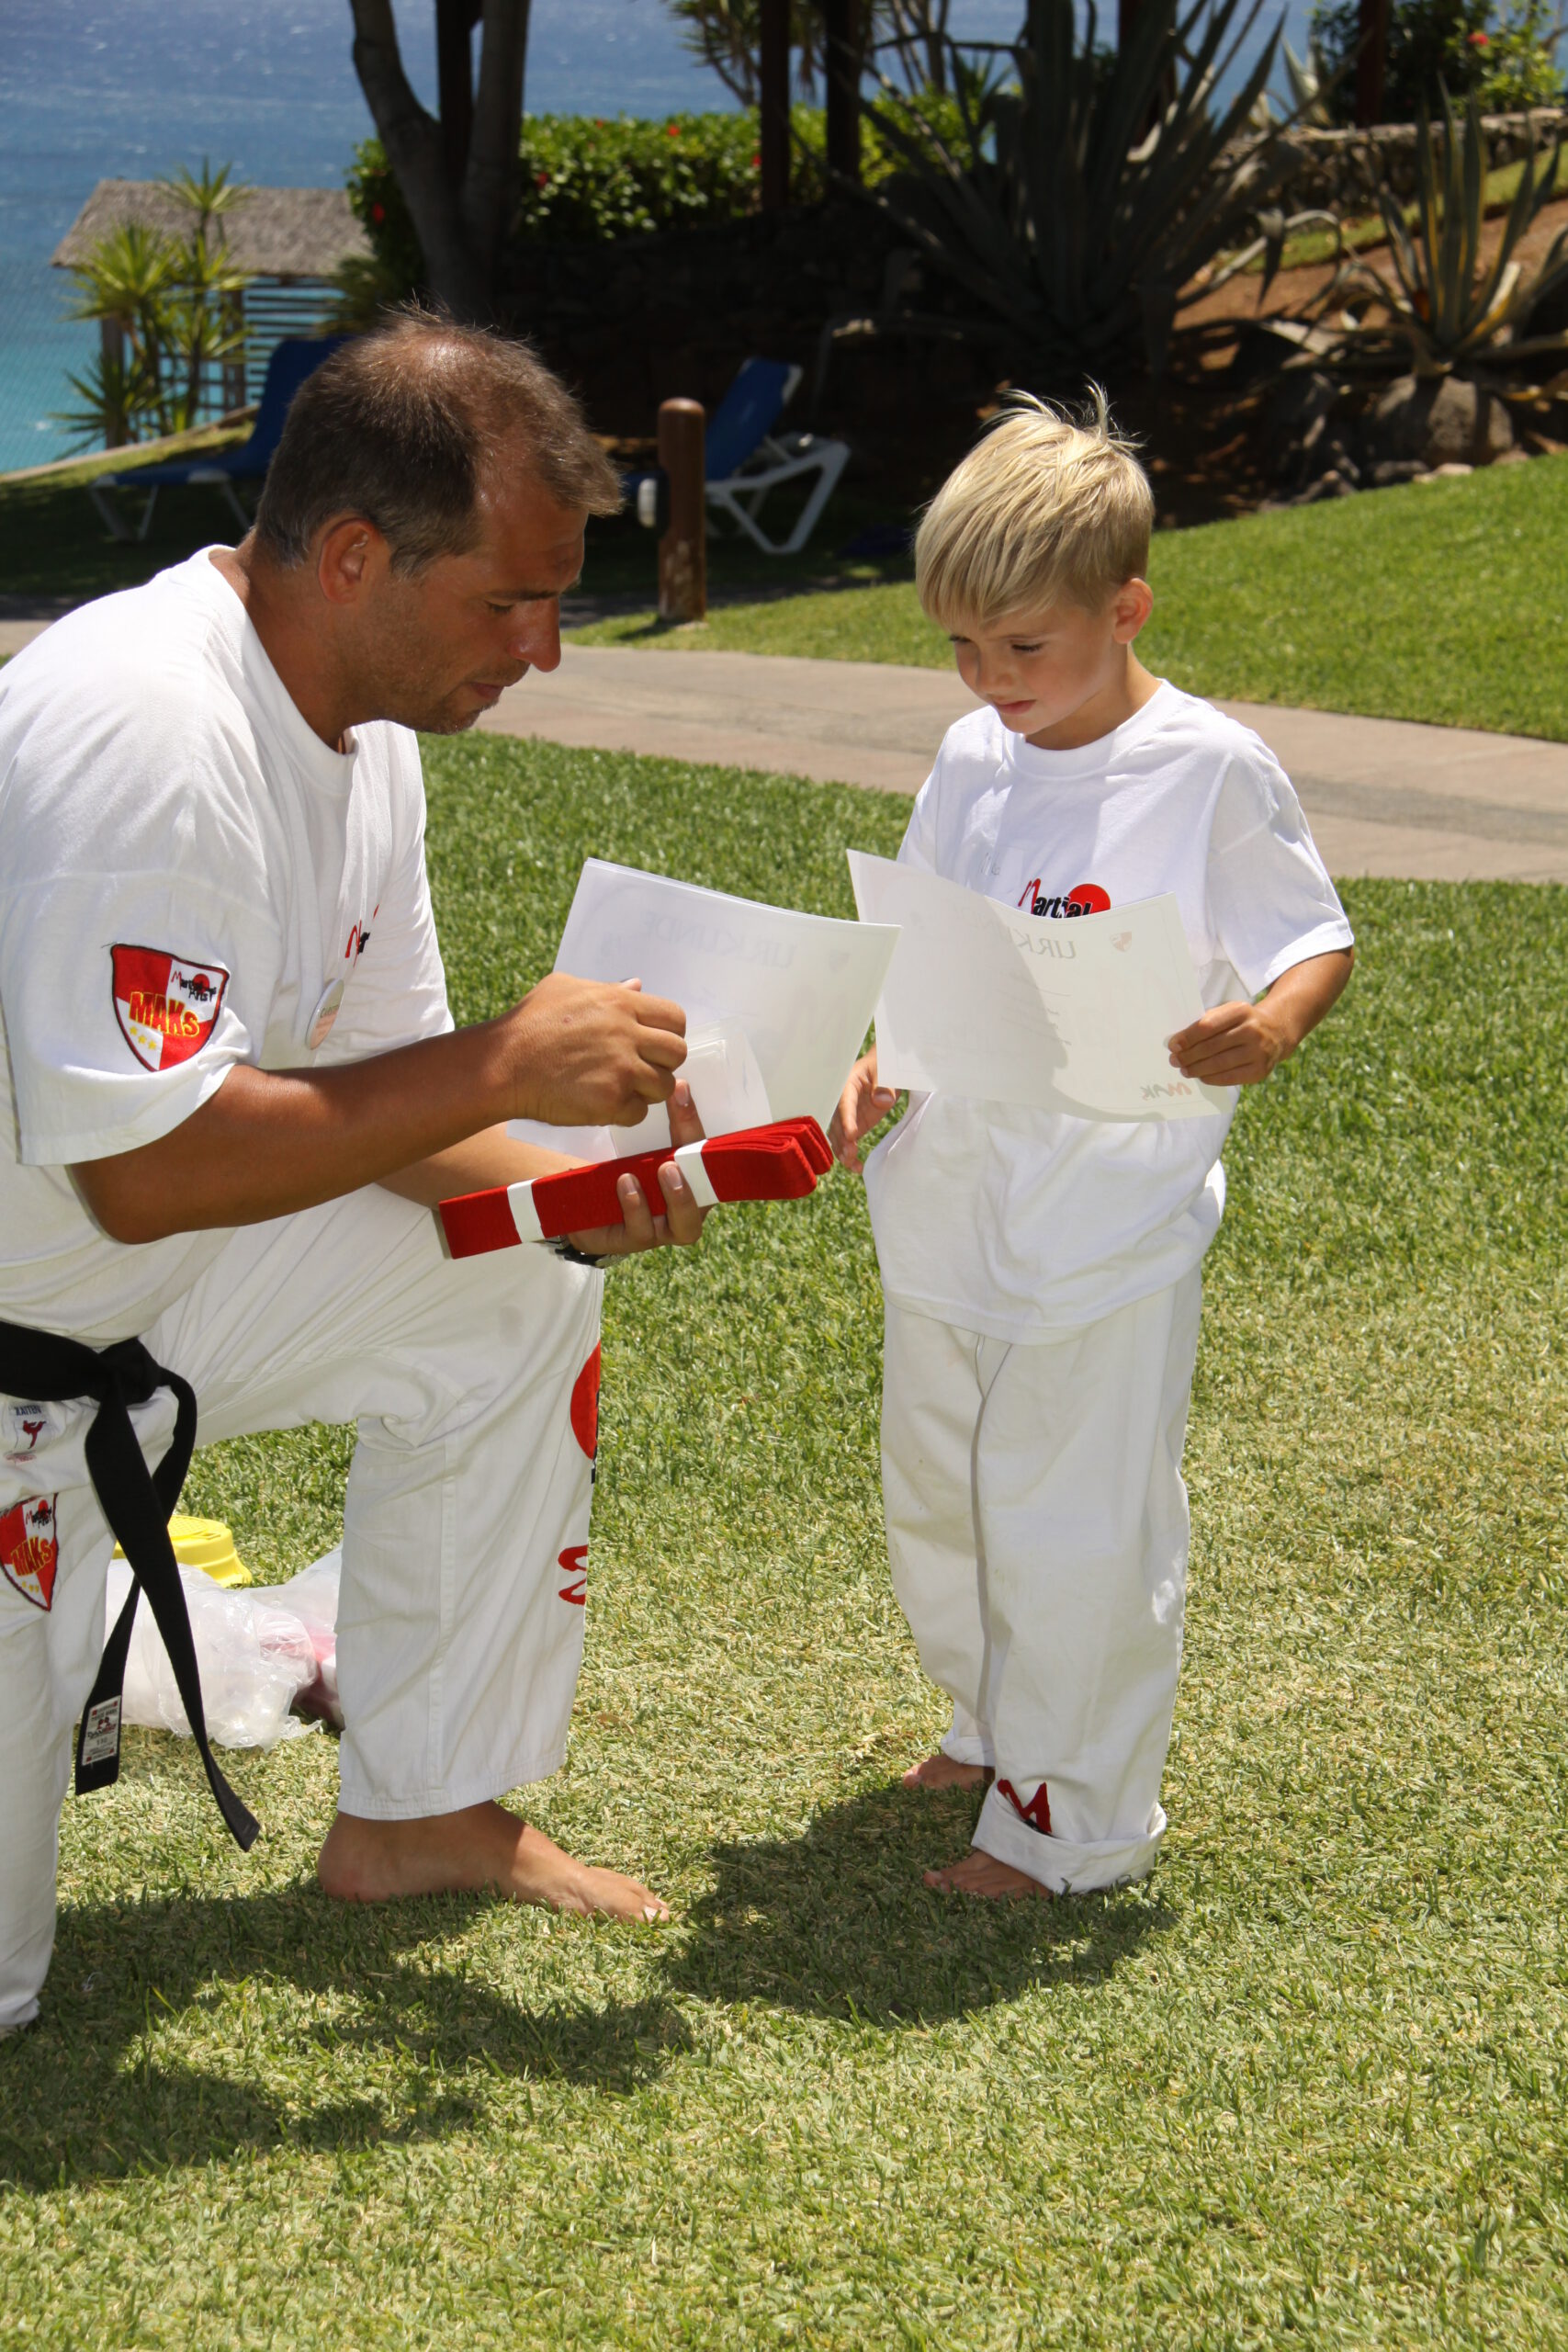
[1277,107,1568,211]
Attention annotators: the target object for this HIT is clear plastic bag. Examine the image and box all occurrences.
[104,1561,320,1749]
[271,1549,343,1728]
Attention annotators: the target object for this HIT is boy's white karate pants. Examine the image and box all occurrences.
[882,1269,1202,1895]
[0,1183,602,2030]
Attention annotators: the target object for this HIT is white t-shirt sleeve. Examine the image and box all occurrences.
[319,733,452,1061]
[0,737,280,1169]
[1205,741,1354,998]
[897,763,942,876]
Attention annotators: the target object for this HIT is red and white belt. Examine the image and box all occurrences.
[439,1116,833,1259]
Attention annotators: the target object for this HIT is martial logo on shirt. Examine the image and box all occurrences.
[111,944,230,1071]
[558,1345,603,1605]
[1,1494,59,1611]
[1016,880,1111,919]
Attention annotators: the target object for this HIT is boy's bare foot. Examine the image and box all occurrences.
[317,1800,670,1922]
[901,1752,990,1791]
[923,1851,1052,1900]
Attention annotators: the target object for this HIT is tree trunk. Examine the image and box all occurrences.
[760,0,791,210]
[1354,0,1388,127]
[348,0,528,323]
[824,0,863,182]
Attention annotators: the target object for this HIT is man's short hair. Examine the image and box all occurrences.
[915,390,1154,628]
[254,311,623,572]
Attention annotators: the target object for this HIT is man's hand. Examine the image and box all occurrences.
[502,974,688,1128]
[830,1050,899,1174]
[567,1080,709,1259]
[1168,948,1353,1088]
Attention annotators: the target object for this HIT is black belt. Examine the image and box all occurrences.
[0,1319,258,1850]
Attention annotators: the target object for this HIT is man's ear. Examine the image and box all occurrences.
[1111,577,1154,645]
[314,516,388,608]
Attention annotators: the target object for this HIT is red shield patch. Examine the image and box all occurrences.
[570,1344,602,1461]
[111,944,229,1072]
[1,1494,59,1611]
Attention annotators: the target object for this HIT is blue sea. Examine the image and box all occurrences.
[0,0,1305,476]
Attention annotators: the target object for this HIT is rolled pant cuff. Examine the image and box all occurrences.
[972,1785,1167,1894]
[335,1740,568,1822]
[940,1731,992,1768]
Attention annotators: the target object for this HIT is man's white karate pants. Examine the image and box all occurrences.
[0,1184,602,2030]
[882,1270,1202,1894]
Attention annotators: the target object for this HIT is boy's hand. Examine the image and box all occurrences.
[1167,1000,1292,1087]
[831,1053,899,1173]
[1168,948,1354,1087]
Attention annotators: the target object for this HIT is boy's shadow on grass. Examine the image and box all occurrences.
[661,1780,1172,2024]
[0,1883,690,2192]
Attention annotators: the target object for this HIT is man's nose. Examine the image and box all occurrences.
[510,602,562,673]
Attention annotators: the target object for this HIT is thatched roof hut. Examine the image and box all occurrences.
[51,181,371,277]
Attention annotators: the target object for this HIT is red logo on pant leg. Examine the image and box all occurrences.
[558,1544,588,1606]
[570,1345,602,1461]
[997,1776,1052,1836]
[1,1494,59,1611]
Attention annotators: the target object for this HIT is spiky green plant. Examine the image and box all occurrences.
[57,162,252,448]
[852,0,1308,379]
[1326,88,1568,373]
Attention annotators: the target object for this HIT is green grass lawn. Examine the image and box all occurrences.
[2,739,1564,2347]
[571,453,1568,742]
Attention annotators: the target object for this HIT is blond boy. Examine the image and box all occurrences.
[832,397,1353,1900]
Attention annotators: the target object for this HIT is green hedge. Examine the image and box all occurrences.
[348,100,968,288]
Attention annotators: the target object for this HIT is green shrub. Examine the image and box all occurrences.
[1308,0,1562,122]
[347,101,970,291]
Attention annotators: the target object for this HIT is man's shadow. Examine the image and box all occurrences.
[0,1883,690,2192]
[660,1780,1172,2024]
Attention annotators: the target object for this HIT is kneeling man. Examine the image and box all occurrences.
[0,316,701,2033]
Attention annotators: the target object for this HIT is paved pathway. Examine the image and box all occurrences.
[6,616,1564,882]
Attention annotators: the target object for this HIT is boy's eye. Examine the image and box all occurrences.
[1010,640,1044,654]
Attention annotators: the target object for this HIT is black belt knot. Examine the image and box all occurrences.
[0,1317,258,1850]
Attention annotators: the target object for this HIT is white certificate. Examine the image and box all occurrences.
[525,859,899,1154]
[847,852,1232,1123]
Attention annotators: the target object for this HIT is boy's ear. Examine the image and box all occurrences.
[1110,577,1154,645]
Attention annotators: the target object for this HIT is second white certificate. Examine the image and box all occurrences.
[847,852,1233,1123]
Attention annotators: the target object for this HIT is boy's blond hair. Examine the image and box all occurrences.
[915,390,1154,629]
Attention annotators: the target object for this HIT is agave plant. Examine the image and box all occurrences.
[853,0,1310,379]
[1323,89,1568,374]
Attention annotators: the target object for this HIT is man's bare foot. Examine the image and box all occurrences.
[317,1800,670,1922]
[923,1850,1052,1900]
[901,1752,990,1792]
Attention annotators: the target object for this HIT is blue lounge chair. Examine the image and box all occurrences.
[704,358,850,556]
[626,358,852,557]
[89,336,348,544]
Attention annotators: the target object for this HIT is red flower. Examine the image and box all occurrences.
[1467,28,1490,42]
[667,120,681,137]
[536,169,550,187]
[370,201,386,223]
[751,153,761,166]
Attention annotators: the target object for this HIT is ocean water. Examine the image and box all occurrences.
[0,0,1300,476]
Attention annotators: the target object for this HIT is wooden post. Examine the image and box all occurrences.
[657,399,706,624]
[1354,0,1388,127]
[824,0,863,185]
[100,315,127,449]
[760,0,791,212]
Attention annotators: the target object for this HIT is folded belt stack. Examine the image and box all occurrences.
[439,1117,833,1259]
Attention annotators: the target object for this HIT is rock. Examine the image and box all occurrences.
[1371,458,1427,486]
[1264,368,1345,486]
[1371,375,1514,468]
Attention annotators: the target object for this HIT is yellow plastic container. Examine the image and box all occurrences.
[112,1512,253,1589]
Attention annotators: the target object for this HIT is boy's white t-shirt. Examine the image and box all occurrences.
[863,684,1353,1340]
[0,549,453,1346]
